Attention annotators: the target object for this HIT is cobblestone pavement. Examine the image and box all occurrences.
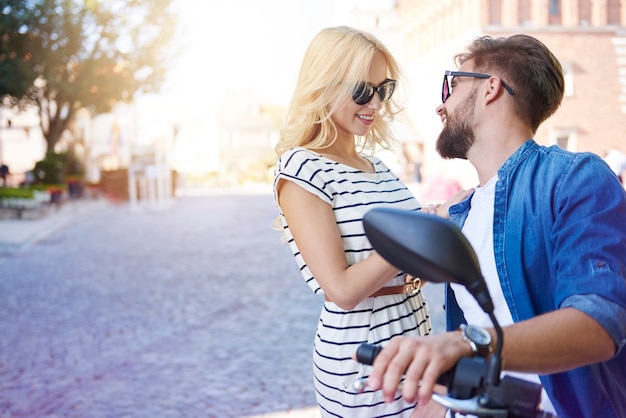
[0,189,445,418]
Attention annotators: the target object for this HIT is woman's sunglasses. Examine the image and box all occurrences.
[352,79,397,105]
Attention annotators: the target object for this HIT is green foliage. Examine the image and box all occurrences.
[64,145,84,176]
[0,2,39,100]
[31,147,86,184]
[32,152,67,184]
[0,0,179,151]
[29,182,67,191]
[0,186,34,199]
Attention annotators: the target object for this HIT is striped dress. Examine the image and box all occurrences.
[274,147,432,417]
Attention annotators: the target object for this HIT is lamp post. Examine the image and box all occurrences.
[0,106,5,165]
[0,114,9,186]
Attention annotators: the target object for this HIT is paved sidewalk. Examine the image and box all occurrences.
[0,189,446,417]
[0,198,109,255]
[0,191,326,417]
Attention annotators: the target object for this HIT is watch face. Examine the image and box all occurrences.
[467,325,490,345]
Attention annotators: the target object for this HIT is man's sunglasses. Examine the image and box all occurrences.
[352,79,397,105]
[442,70,515,103]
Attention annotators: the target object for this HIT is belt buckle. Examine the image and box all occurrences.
[404,275,422,294]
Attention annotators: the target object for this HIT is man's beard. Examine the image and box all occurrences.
[436,90,476,160]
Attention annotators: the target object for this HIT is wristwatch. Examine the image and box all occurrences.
[460,324,492,357]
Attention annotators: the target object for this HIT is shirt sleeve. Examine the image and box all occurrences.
[561,294,626,355]
[552,153,626,352]
[274,147,332,205]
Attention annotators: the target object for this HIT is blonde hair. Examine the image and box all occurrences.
[275,26,405,157]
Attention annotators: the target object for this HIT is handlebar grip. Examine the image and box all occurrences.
[355,343,382,365]
[356,343,453,386]
[356,343,555,417]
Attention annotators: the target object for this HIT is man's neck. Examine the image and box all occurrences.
[468,133,530,186]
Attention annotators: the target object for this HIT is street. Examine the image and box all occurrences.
[0,190,445,417]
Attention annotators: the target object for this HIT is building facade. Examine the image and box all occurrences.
[396,0,626,189]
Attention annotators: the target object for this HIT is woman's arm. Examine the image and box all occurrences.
[278,179,399,309]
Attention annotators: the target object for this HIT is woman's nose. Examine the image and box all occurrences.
[367,95,383,110]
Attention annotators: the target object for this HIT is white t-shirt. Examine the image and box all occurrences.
[449,175,556,415]
[604,149,626,176]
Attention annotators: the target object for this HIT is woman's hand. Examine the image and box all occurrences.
[422,188,473,218]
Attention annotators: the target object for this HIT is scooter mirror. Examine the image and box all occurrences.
[363,208,493,313]
[362,208,550,417]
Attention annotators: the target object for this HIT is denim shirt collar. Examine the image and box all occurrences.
[449,139,538,223]
[497,139,538,179]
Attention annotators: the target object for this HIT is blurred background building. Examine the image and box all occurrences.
[1,0,624,203]
[395,0,626,192]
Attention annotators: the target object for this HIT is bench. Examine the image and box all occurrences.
[0,191,54,220]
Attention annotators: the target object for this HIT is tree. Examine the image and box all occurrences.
[0,0,178,153]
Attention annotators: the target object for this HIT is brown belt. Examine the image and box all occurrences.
[324,276,421,302]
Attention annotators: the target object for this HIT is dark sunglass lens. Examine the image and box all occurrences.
[353,82,373,105]
[379,81,396,102]
[442,76,450,103]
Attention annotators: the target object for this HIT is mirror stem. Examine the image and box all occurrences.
[485,311,504,388]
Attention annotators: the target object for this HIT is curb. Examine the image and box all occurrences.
[0,199,108,255]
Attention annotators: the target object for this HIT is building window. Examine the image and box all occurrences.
[553,128,577,151]
[488,0,502,25]
[608,0,620,24]
[549,0,562,24]
[562,62,574,97]
[549,0,561,15]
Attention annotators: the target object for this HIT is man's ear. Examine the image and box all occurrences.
[484,77,505,104]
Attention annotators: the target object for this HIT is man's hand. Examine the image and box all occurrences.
[366,333,472,407]
[409,385,448,418]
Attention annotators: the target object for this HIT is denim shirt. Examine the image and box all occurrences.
[445,140,626,418]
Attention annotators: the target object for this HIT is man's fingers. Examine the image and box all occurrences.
[380,339,420,402]
[416,364,442,406]
[366,335,461,406]
[401,345,428,403]
[367,338,400,391]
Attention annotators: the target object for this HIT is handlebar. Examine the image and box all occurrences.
[354,343,558,418]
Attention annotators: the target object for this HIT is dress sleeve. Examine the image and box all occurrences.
[274,148,332,205]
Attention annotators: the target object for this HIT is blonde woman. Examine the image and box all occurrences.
[273,26,441,417]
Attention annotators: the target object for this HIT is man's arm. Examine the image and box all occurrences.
[366,307,615,407]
